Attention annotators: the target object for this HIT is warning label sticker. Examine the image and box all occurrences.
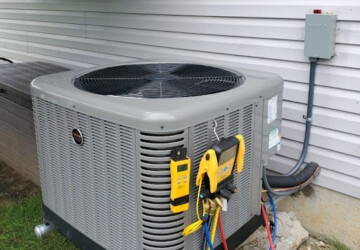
[269,127,281,149]
[267,96,278,124]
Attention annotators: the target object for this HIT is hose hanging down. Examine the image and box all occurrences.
[263,58,321,196]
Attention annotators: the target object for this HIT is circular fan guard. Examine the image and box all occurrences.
[74,63,244,98]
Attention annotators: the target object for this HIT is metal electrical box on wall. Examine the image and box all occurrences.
[304,14,337,59]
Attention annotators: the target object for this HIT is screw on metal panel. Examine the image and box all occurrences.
[0,88,5,93]
[160,126,164,129]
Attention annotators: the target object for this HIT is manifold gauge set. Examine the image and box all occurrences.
[171,133,246,249]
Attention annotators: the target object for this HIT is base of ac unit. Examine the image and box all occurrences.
[42,205,262,250]
[42,205,104,250]
[220,215,263,250]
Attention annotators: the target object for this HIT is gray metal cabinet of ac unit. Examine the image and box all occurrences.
[31,61,283,249]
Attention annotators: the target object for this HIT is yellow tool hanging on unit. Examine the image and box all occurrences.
[182,133,246,249]
[170,148,191,213]
[196,134,246,195]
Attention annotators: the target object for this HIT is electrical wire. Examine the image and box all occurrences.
[208,206,220,250]
[284,58,318,176]
[196,177,203,220]
[263,164,321,196]
[183,177,203,236]
[218,212,229,250]
[272,166,320,192]
[261,203,275,250]
[204,221,214,250]
[0,57,13,63]
[268,192,277,249]
[263,59,319,196]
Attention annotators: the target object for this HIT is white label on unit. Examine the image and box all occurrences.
[269,127,281,149]
[267,95,278,124]
[222,198,228,212]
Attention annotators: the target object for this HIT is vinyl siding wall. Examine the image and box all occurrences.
[0,0,359,198]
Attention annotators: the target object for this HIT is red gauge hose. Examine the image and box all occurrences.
[218,212,228,250]
[261,204,275,250]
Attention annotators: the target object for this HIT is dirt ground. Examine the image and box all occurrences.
[0,161,39,205]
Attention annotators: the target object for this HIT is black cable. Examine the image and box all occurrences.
[266,162,319,188]
[263,163,320,196]
[0,57,13,63]
[263,58,320,196]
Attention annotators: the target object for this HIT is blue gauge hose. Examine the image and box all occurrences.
[204,221,214,250]
[267,192,277,249]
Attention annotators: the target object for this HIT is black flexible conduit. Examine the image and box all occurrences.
[263,58,320,196]
[266,162,320,188]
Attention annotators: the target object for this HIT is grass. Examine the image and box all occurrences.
[0,192,77,250]
[331,239,352,250]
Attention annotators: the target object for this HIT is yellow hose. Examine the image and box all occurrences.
[182,177,203,236]
[208,206,221,250]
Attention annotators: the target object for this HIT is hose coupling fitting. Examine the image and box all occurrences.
[203,199,210,214]
[209,199,216,215]
[214,197,223,208]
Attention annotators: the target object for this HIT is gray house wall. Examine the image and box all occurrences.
[0,1,359,198]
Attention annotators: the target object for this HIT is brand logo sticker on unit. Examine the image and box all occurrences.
[269,127,281,149]
[267,95,278,124]
[72,128,84,145]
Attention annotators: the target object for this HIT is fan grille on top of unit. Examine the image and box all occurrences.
[74,63,244,98]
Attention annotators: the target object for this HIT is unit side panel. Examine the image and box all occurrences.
[188,104,256,249]
[32,97,138,250]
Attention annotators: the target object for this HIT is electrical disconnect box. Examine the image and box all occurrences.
[304,13,337,59]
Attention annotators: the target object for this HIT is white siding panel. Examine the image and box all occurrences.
[28,42,136,65]
[0,28,26,41]
[337,21,360,45]
[0,37,26,51]
[0,47,95,68]
[0,19,86,37]
[0,0,358,198]
[88,25,360,68]
[283,101,360,136]
[277,139,360,178]
[86,13,306,41]
[0,1,358,21]
[87,13,360,45]
[0,9,85,24]
[282,120,360,157]
[284,81,360,114]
